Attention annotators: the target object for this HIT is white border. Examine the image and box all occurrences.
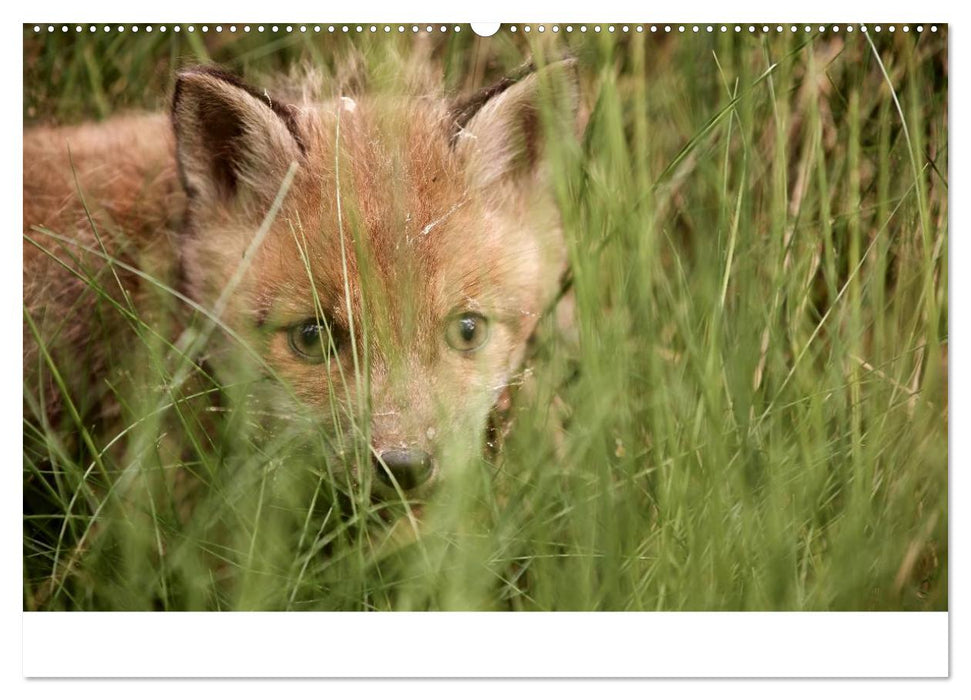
[22,612,948,677]
[10,0,958,22]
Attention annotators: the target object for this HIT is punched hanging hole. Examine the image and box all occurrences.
[470,22,501,37]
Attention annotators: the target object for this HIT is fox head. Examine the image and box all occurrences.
[172,61,578,499]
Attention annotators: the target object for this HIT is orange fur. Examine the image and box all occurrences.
[24,114,183,420]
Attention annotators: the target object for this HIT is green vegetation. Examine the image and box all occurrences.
[23,24,947,610]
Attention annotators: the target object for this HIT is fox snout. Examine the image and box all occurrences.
[373,449,435,491]
[366,396,445,496]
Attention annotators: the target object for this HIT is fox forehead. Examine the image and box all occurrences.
[175,62,576,352]
[251,97,542,334]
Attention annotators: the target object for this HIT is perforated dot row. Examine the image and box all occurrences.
[29,24,941,35]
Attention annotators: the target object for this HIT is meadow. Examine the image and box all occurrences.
[23,24,947,611]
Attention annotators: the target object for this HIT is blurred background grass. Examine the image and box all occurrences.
[23,24,947,610]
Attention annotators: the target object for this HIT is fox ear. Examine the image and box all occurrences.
[453,59,579,193]
[172,67,304,204]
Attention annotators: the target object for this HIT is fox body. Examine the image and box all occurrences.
[23,61,578,498]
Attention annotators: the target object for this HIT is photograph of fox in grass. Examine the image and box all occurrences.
[23,25,947,612]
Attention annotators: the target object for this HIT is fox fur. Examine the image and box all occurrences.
[23,59,579,497]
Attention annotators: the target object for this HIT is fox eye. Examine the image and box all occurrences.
[287,318,338,363]
[445,312,490,353]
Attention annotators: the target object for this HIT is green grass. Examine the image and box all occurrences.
[23,24,947,611]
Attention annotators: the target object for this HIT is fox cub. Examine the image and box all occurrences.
[23,59,579,499]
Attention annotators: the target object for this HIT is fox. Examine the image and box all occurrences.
[23,58,579,503]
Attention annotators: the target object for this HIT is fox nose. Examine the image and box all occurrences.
[374,449,434,491]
